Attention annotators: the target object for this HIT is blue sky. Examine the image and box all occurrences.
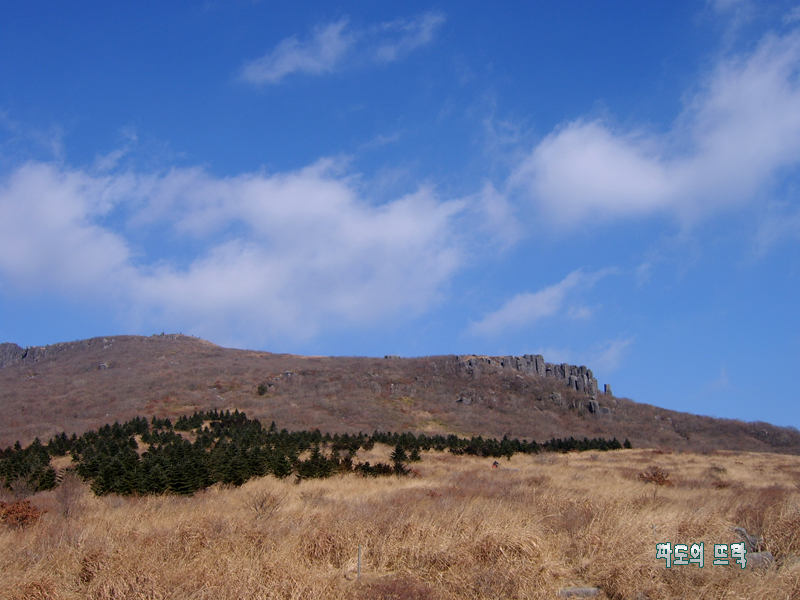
[2,1,800,429]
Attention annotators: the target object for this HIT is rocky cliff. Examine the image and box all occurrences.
[0,338,120,369]
[456,354,604,398]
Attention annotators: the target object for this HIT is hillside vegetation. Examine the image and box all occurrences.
[0,409,626,497]
[2,448,799,599]
[1,334,799,455]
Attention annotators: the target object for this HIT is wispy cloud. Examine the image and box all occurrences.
[0,112,65,164]
[705,366,731,390]
[240,11,445,84]
[0,159,464,346]
[467,268,614,336]
[240,21,353,84]
[752,203,800,255]
[511,24,800,228]
[590,337,634,372]
[371,12,446,63]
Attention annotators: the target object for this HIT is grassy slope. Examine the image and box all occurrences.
[2,334,799,455]
[2,447,800,599]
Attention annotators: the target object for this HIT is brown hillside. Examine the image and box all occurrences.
[1,334,798,454]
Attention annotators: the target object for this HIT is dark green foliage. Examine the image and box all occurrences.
[390,444,409,476]
[46,431,77,456]
[355,461,395,477]
[542,436,624,453]
[296,445,336,479]
[1,409,626,498]
[174,412,205,431]
[0,438,57,492]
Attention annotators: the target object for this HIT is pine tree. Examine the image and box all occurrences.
[390,444,409,475]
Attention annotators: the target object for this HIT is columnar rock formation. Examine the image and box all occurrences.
[0,338,115,369]
[456,354,601,397]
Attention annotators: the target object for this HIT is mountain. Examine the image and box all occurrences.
[1,334,798,454]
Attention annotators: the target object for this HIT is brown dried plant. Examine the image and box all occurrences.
[2,448,799,600]
[0,499,45,528]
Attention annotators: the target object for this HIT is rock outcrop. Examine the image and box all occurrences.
[0,339,97,369]
[0,342,25,369]
[456,354,601,398]
[0,337,124,370]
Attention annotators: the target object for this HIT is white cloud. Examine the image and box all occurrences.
[511,26,800,227]
[240,12,445,84]
[785,6,800,25]
[467,182,522,249]
[567,305,593,320]
[0,162,134,293]
[0,159,465,346]
[372,12,446,63]
[240,21,353,84]
[467,268,614,336]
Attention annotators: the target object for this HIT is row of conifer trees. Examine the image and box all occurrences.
[0,409,629,496]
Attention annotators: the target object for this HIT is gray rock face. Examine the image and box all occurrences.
[456,353,599,397]
[604,384,613,396]
[747,552,773,569]
[0,338,102,369]
[534,354,546,376]
[732,527,763,553]
[588,400,600,414]
[0,342,25,369]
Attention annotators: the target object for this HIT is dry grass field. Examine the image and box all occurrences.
[2,447,800,600]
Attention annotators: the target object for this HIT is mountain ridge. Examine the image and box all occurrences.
[1,333,798,454]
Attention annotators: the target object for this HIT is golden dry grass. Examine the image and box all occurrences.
[2,448,800,600]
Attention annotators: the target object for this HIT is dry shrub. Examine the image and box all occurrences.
[676,513,716,540]
[765,504,800,556]
[9,476,34,500]
[357,574,438,600]
[0,499,45,528]
[544,499,596,536]
[638,466,672,486]
[463,566,520,599]
[524,473,550,487]
[596,564,666,600]
[472,531,540,565]
[244,488,284,520]
[79,551,106,586]
[54,469,86,519]
[732,485,790,538]
[9,580,56,600]
[301,523,349,567]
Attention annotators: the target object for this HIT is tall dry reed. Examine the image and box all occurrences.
[2,448,800,599]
